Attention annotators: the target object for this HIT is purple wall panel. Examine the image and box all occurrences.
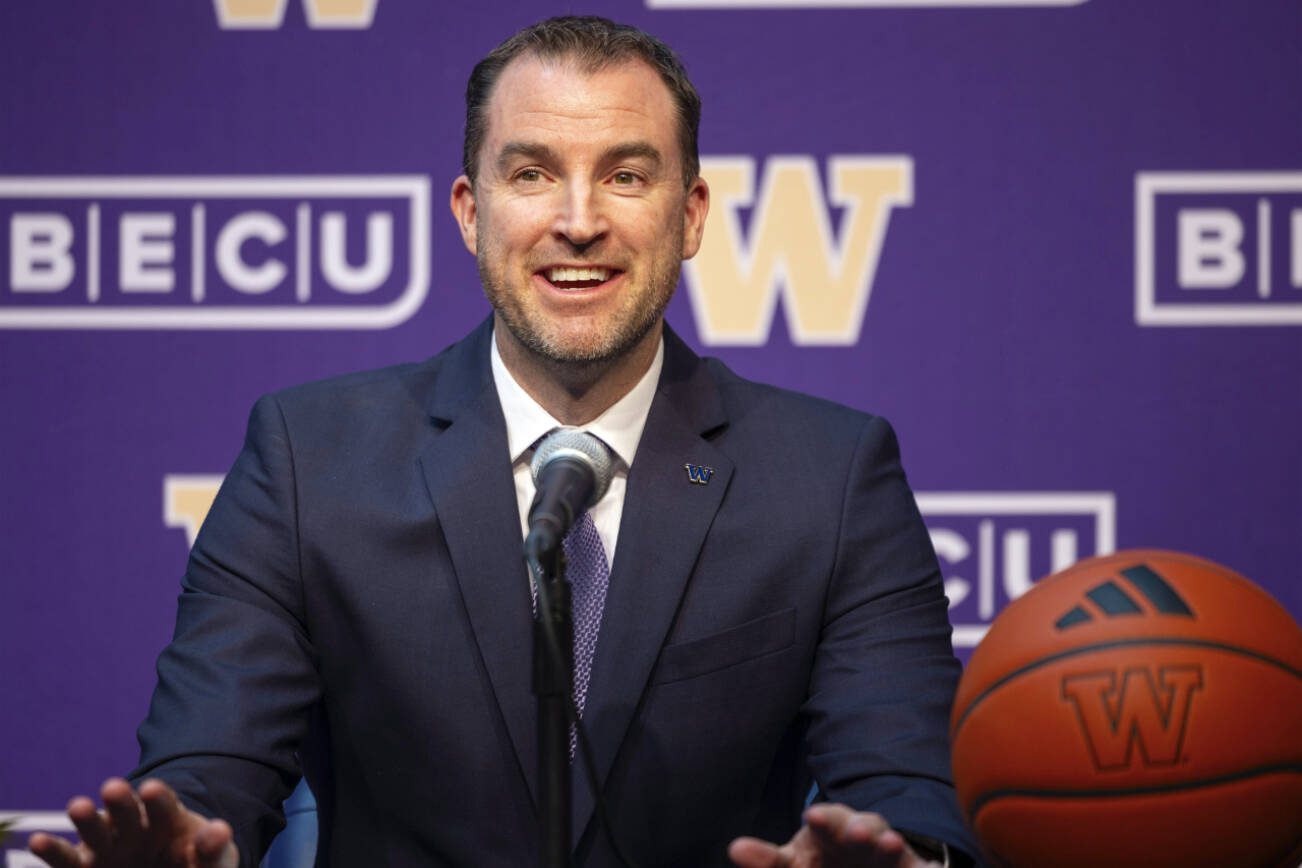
[1,0,1298,843]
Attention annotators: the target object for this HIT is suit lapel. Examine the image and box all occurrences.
[417,321,540,809]
[570,329,733,846]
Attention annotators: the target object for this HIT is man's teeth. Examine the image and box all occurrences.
[548,267,610,283]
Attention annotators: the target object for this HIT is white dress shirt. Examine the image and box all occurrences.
[490,330,664,569]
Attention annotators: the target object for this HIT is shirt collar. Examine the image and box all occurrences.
[490,329,664,469]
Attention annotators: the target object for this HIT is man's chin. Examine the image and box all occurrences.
[507,321,646,367]
[531,338,628,368]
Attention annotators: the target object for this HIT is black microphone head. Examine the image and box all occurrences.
[530,427,613,509]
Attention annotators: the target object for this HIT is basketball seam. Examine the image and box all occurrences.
[951,637,1302,738]
[966,763,1302,820]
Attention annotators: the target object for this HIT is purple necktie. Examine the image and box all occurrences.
[563,508,610,753]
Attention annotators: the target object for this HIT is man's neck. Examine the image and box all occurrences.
[492,316,663,426]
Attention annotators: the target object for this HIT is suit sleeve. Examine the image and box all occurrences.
[803,414,980,863]
[130,394,320,866]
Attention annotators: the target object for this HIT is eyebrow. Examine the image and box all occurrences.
[495,141,561,175]
[494,141,665,176]
[602,142,663,170]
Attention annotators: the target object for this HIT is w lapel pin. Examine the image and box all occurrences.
[684,463,714,485]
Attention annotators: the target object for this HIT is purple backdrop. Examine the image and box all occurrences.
[1,0,1298,854]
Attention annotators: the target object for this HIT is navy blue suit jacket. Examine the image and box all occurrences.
[133,319,977,866]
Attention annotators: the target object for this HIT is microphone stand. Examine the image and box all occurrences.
[531,540,573,868]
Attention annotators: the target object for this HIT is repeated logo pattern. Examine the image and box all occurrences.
[214,0,378,29]
[916,492,1117,649]
[1135,171,1302,326]
[0,176,430,329]
[686,156,913,345]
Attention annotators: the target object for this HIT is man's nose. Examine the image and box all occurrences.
[551,181,608,249]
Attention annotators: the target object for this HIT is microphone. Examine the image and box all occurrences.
[525,428,613,560]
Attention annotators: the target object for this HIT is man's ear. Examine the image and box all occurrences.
[680,175,710,260]
[450,175,478,256]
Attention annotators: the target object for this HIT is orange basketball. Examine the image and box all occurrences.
[950,549,1302,868]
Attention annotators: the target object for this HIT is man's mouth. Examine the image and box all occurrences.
[544,266,616,291]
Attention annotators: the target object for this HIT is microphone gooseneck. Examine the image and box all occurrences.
[525,428,612,560]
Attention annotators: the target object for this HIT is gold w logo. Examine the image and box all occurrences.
[684,156,913,346]
[214,0,378,29]
[1061,664,1203,770]
[164,475,224,546]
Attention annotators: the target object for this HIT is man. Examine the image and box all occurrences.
[31,16,977,868]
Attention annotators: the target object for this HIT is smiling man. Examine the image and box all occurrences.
[450,45,706,426]
[32,16,977,868]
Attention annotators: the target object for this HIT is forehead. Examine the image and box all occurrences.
[481,54,679,162]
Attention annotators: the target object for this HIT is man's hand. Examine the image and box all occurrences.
[729,803,944,868]
[28,778,239,868]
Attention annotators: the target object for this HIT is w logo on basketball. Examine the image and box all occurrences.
[1061,664,1203,770]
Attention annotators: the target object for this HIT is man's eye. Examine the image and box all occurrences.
[612,171,641,186]
[515,169,544,183]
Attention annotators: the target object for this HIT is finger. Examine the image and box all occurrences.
[66,795,112,853]
[28,832,86,868]
[874,828,908,853]
[101,777,146,851]
[728,836,789,868]
[194,818,239,868]
[139,778,189,849]
[842,812,891,848]
[807,805,913,868]
[807,803,889,845]
[805,803,860,850]
[861,828,914,868]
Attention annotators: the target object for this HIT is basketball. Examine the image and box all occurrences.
[950,549,1302,868]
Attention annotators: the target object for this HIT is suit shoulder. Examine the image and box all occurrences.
[271,360,421,401]
[258,347,455,424]
[262,322,491,424]
[700,356,887,444]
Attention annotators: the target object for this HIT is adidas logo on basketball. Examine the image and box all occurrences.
[1054,563,1194,630]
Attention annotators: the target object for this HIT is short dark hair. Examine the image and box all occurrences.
[462,16,702,188]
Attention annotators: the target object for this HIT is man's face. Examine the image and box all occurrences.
[451,55,708,366]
